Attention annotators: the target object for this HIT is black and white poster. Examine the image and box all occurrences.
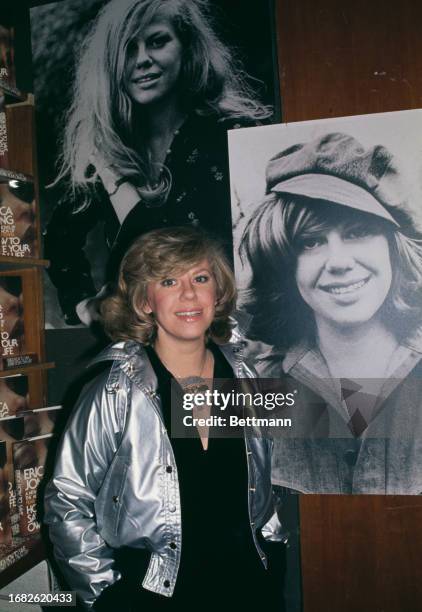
[229,108,422,494]
[30,0,279,329]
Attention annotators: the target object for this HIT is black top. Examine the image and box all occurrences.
[145,343,260,583]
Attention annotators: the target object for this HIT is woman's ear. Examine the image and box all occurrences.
[135,300,152,317]
[141,301,153,315]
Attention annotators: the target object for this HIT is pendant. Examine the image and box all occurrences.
[179,377,210,410]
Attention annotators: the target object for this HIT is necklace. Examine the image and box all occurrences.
[178,351,211,396]
[156,347,212,395]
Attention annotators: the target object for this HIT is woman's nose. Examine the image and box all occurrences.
[324,235,354,273]
[135,43,153,67]
[180,281,196,300]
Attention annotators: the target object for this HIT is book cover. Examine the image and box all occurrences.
[0,26,16,88]
[0,269,43,371]
[0,90,8,169]
[0,417,24,444]
[0,275,25,369]
[0,372,45,418]
[4,428,20,545]
[24,406,60,439]
[0,375,29,418]
[0,441,11,545]
[0,174,37,258]
[13,436,50,537]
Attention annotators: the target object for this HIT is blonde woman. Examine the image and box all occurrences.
[44,0,270,324]
[45,227,284,610]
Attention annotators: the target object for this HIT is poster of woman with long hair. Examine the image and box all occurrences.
[30,0,279,328]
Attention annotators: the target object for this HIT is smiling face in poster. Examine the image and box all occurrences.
[230,110,422,494]
[125,15,183,108]
[294,220,393,332]
[232,119,422,353]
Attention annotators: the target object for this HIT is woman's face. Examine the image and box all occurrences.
[143,260,217,345]
[125,15,183,107]
[294,221,393,331]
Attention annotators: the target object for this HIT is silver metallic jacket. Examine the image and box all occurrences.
[44,336,283,609]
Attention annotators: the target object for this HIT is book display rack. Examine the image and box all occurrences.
[0,17,55,587]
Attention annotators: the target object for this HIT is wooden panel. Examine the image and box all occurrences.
[276,1,422,611]
[5,100,34,176]
[276,0,422,122]
[300,496,422,612]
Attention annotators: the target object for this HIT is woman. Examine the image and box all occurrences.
[44,227,284,610]
[44,0,271,325]
[240,132,422,494]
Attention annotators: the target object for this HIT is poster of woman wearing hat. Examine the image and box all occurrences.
[229,109,422,494]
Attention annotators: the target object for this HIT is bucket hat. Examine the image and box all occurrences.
[266,132,422,235]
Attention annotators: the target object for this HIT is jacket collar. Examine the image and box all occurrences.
[283,327,422,375]
[280,328,422,421]
[89,340,158,393]
[400,326,422,354]
[219,325,248,376]
[89,332,247,392]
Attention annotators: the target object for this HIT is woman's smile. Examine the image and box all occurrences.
[175,309,203,322]
[295,226,392,329]
[130,71,162,87]
[318,275,371,297]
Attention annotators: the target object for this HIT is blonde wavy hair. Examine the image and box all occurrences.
[101,227,236,344]
[56,0,272,207]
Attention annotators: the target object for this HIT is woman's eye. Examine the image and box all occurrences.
[345,227,373,240]
[194,275,209,283]
[160,278,176,287]
[300,237,324,251]
[148,35,170,49]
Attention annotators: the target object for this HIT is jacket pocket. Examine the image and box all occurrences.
[96,455,129,538]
